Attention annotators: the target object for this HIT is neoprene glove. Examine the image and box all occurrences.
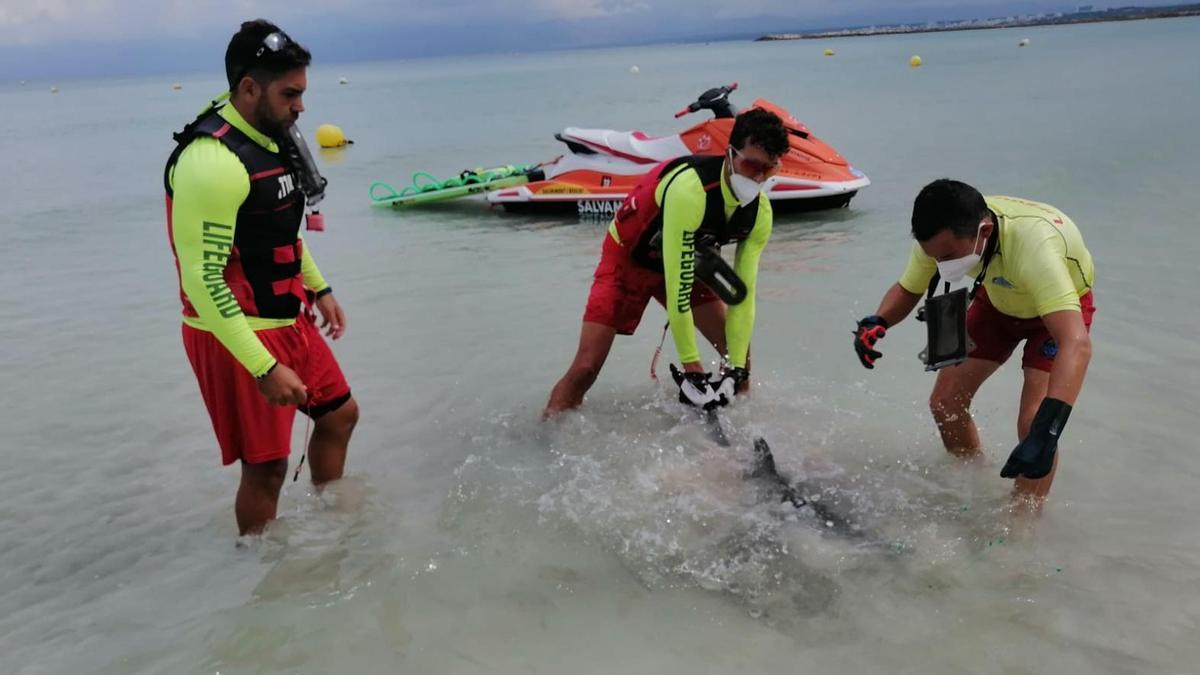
[1000,398,1072,479]
[854,315,889,369]
[670,364,720,410]
[709,367,750,406]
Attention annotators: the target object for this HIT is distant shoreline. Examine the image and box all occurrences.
[757,4,1200,41]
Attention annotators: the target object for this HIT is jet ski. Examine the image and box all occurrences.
[486,83,869,216]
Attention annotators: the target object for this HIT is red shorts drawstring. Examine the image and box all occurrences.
[292,318,317,482]
[649,322,669,381]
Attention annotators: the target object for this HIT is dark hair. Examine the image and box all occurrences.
[225,19,312,91]
[729,108,790,159]
[911,178,988,241]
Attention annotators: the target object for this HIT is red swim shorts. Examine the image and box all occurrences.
[967,288,1095,372]
[582,234,719,334]
[183,317,351,465]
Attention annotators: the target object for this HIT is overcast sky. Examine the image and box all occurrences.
[0,0,1180,79]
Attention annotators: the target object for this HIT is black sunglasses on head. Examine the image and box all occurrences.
[231,31,294,90]
[254,31,292,58]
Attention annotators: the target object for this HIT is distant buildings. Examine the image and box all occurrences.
[756,3,1199,41]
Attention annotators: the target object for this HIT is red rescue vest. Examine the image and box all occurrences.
[164,110,307,320]
[611,155,761,273]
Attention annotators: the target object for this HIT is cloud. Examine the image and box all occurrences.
[0,0,347,44]
[0,0,117,44]
[0,0,1117,47]
[4,0,1185,79]
[535,0,650,19]
[0,0,656,53]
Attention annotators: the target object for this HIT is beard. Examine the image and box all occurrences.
[253,96,289,139]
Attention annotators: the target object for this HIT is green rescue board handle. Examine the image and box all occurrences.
[370,165,538,208]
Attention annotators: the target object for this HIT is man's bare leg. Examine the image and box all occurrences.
[236,458,288,535]
[928,357,1002,458]
[307,397,360,485]
[544,322,618,417]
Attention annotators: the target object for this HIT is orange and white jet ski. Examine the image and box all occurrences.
[487,83,869,216]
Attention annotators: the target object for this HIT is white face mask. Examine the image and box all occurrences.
[729,173,764,206]
[934,220,988,285]
[727,149,765,206]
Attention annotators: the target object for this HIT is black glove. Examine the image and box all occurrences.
[853,315,889,369]
[709,367,750,406]
[669,364,719,410]
[1000,398,1072,479]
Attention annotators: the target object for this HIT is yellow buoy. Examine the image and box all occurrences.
[910,55,923,68]
[316,124,351,148]
[824,48,835,57]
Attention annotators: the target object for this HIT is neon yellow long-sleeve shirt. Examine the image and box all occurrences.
[168,105,329,377]
[657,165,772,368]
[898,196,1093,318]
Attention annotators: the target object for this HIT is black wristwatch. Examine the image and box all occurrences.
[255,362,278,381]
[315,287,333,299]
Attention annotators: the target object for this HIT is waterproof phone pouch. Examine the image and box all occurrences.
[918,287,973,371]
[695,246,747,305]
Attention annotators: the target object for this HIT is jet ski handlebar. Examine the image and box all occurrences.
[673,82,739,119]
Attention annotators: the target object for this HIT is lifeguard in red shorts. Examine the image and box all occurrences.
[545,109,790,415]
[165,20,359,535]
[853,179,1095,505]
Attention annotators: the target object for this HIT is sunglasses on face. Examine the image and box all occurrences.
[730,146,781,177]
